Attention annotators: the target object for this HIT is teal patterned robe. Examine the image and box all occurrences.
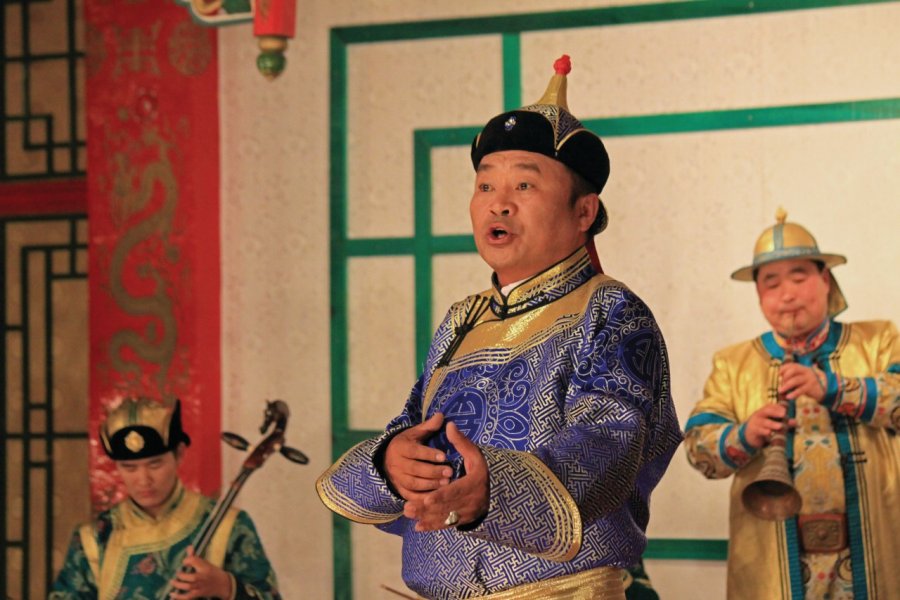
[50,483,279,600]
[318,248,682,599]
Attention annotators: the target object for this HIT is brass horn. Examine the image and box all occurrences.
[741,396,802,521]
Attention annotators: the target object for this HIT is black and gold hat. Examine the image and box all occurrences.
[99,398,191,460]
[471,55,610,233]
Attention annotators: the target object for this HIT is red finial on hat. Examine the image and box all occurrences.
[554,55,571,75]
[538,55,571,110]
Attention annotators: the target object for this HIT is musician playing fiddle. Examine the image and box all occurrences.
[684,209,900,599]
[50,398,281,599]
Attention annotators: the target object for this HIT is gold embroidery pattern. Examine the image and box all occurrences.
[167,20,213,76]
[495,251,593,315]
[111,23,162,78]
[476,447,581,562]
[421,309,582,421]
[315,441,403,525]
[791,396,845,515]
[478,565,625,599]
[106,125,180,393]
[98,486,204,599]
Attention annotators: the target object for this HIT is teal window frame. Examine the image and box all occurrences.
[329,1,900,597]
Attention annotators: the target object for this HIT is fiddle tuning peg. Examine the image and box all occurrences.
[221,432,250,451]
[281,446,309,465]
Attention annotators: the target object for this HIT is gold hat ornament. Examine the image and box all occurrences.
[731,208,848,316]
[100,398,191,460]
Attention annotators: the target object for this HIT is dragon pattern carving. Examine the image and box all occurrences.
[106,127,180,394]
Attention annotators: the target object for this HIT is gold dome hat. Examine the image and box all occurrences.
[731,208,848,316]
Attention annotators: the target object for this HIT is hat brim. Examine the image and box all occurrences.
[730,252,847,281]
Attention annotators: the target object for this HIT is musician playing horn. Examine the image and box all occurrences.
[684,209,900,599]
[50,398,281,599]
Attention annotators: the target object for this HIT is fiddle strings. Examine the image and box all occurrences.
[157,401,300,600]
[157,469,254,599]
[191,468,253,553]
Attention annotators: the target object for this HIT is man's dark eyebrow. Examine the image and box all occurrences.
[476,161,542,174]
[513,162,542,173]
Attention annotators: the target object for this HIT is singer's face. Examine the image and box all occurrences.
[755,259,831,338]
[470,151,596,287]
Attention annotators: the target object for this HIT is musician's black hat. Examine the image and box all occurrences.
[100,398,191,461]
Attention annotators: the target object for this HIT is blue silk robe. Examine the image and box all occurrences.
[318,248,683,599]
[49,483,280,600]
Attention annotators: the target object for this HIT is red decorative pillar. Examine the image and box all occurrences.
[83,1,221,510]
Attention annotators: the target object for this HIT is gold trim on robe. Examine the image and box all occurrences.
[686,320,900,599]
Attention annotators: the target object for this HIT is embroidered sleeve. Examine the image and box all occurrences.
[225,512,282,600]
[463,286,682,561]
[462,445,582,561]
[48,528,97,599]
[315,373,427,524]
[315,432,408,524]
[315,301,471,525]
[685,353,760,479]
[824,321,900,430]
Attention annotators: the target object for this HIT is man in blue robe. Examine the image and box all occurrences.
[50,398,280,599]
[317,55,682,600]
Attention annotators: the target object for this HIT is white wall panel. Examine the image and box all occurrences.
[522,3,900,116]
[347,37,502,239]
[348,256,417,430]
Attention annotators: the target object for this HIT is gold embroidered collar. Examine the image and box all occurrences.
[490,247,595,319]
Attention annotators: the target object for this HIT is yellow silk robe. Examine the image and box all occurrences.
[685,320,900,599]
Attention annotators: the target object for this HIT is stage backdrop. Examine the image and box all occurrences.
[216,1,900,598]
